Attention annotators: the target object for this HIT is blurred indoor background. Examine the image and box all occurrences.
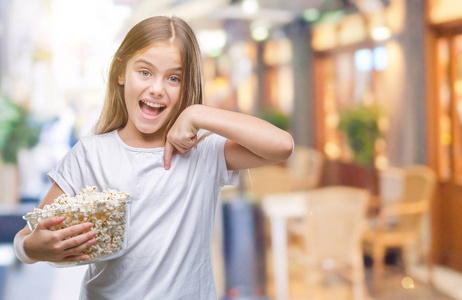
[1,0,462,299]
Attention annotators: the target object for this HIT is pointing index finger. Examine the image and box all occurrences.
[164,141,174,170]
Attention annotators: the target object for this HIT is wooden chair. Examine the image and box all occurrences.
[287,146,325,191]
[243,165,295,199]
[362,165,436,293]
[378,167,404,207]
[285,147,325,245]
[296,186,370,299]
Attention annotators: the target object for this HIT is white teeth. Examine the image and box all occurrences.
[142,101,165,108]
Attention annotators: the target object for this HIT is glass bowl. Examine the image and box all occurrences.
[23,197,132,268]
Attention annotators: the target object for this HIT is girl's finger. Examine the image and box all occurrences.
[57,222,93,240]
[61,230,96,250]
[164,140,175,170]
[191,134,198,146]
[63,237,97,256]
[37,216,66,230]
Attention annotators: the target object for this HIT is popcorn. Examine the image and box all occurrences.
[23,186,131,265]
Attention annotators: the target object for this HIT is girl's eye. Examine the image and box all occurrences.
[140,70,151,77]
[168,76,180,83]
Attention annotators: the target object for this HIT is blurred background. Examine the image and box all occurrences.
[1,0,462,299]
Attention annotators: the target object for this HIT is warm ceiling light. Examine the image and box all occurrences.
[251,27,269,41]
[241,0,259,15]
[371,26,391,41]
[250,20,270,42]
[197,29,227,57]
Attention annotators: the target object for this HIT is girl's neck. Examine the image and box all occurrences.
[117,127,165,149]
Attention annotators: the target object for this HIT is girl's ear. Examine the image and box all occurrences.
[118,74,125,85]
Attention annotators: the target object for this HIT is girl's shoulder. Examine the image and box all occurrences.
[78,130,117,148]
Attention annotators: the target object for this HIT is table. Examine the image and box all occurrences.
[262,188,380,300]
[261,192,308,300]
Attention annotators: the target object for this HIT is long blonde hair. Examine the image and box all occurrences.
[94,16,204,141]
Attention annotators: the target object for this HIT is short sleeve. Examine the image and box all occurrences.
[47,140,87,196]
[197,131,239,187]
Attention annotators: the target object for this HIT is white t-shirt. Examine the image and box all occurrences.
[47,130,238,300]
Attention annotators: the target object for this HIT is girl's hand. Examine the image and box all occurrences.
[162,104,293,170]
[23,216,97,262]
[164,106,198,170]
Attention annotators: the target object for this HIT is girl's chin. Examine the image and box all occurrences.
[135,122,166,136]
[136,127,161,135]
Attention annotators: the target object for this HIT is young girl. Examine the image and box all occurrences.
[14,16,293,299]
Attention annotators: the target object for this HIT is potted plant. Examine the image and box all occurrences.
[258,110,289,131]
[338,103,384,167]
[0,94,41,204]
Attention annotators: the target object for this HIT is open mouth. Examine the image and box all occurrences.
[139,100,166,119]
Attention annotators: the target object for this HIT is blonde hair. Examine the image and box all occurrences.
[94,16,204,141]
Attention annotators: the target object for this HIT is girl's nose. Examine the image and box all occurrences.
[149,79,164,97]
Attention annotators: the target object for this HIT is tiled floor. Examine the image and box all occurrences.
[1,249,459,300]
[264,252,456,300]
[367,266,454,300]
[264,265,455,300]
[3,261,85,300]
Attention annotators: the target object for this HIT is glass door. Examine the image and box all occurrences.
[436,34,462,184]
[315,46,389,168]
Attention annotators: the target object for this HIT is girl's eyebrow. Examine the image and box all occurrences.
[134,59,182,72]
[134,58,153,67]
[169,67,182,72]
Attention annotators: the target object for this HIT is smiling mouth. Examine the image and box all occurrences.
[139,100,166,118]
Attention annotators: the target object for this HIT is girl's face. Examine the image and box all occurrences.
[118,43,182,144]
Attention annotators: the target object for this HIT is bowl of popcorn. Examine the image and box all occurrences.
[23,186,132,268]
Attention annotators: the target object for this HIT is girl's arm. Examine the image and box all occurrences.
[14,183,97,264]
[164,104,294,170]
